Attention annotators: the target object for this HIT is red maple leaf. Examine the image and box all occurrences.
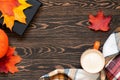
[0,47,22,73]
[88,11,111,31]
[0,29,22,74]
[0,0,20,16]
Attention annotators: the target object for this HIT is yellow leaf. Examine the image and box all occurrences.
[14,7,26,24]
[3,15,14,31]
[18,0,32,9]
[0,0,32,31]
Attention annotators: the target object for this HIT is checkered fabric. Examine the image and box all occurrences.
[40,69,99,80]
[105,54,120,80]
[40,28,120,80]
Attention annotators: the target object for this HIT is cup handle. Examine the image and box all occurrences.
[93,41,100,50]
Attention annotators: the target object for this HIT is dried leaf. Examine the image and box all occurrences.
[0,0,32,30]
[88,11,111,31]
[0,29,22,73]
[0,46,22,73]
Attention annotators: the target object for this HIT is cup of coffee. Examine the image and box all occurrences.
[80,41,105,73]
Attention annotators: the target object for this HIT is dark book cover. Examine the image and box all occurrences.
[0,0,42,35]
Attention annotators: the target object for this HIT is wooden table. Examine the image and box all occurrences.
[1,0,120,80]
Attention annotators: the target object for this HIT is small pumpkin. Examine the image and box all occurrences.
[0,29,8,58]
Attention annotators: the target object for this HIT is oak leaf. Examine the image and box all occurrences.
[88,11,111,31]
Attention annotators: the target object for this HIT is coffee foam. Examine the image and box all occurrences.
[81,49,105,73]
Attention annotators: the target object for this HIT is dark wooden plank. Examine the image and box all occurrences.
[0,0,120,80]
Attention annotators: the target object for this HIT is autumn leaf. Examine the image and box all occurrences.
[88,11,111,31]
[0,29,22,73]
[0,47,22,73]
[0,0,32,30]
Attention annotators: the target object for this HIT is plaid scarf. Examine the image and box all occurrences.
[40,69,99,80]
[105,54,120,80]
[40,28,120,80]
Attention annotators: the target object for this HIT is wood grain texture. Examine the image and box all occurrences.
[0,0,120,80]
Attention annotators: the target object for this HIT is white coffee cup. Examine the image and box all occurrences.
[80,49,105,73]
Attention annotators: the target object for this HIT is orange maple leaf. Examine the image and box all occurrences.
[0,47,22,73]
[88,11,111,31]
[0,0,32,30]
[0,29,22,73]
